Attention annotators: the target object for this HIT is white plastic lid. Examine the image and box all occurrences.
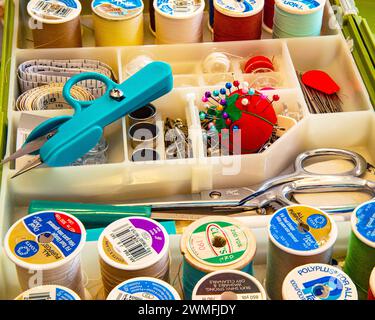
[27,0,82,24]
[268,205,338,256]
[192,270,266,300]
[214,0,264,18]
[15,285,81,300]
[154,0,205,20]
[107,277,181,300]
[275,0,325,15]
[4,211,86,271]
[351,200,375,249]
[98,217,169,270]
[92,0,144,21]
[282,263,358,300]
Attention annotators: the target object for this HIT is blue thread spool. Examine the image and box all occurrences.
[273,0,326,39]
[180,216,257,300]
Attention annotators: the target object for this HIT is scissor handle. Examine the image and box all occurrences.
[295,148,368,177]
[63,72,117,112]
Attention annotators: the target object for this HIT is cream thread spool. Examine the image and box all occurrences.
[98,217,170,296]
[282,263,358,300]
[4,211,87,299]
[154,0,205,44]
[265,205,338,300]
[180,216,257,300]
[192,270,266,300]
[91,0,144,46]
[27,0,82,48]
[15,284,81,300]
[107,277,181,300]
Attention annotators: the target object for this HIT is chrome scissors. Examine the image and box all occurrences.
[126,148,375,215]
[2,62,173,178]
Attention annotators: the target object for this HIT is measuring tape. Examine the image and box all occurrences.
[15,285,81,300]
[18,59,116,98]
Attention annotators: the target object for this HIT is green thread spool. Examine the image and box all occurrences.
[344,200,375,300]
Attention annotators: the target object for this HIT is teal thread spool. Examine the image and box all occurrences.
[344,200,375,300]
[180,216,257,300]
[273,0,325,38]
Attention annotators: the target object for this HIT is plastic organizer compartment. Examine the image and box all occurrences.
[0,0,374,300]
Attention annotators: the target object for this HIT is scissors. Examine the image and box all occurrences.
[123,148,375,215]
[2,62,173,178]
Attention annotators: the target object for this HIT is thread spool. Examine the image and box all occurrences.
[129,122,160,149]
[107,277,180,300]
[149,0,156,33]
[344,200,375,300]
[263,0,275,31]
[202,52,231,74]
[15,285,81,300]
[154,0,205,44]
[265,205,338,300]
[369,268,375,300]
[208,0,214,29]
[243,55,275,74]
[128,104,157,126]
[98,217,170,296]
[282,263,358,300]
[213,0,264,42]
[125,55,154,76]
[180,216,256,300]
[92,0,144,46]
[192,270,266,300]
[4,211,86,299]
[27,0,82,48]
[273,0,326,39]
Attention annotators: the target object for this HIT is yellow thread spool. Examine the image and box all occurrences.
[91,0,144,46]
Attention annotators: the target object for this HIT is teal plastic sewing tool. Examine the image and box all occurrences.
[1,62,173,177]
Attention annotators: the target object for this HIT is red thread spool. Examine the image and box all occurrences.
[213,0,264,42]
[244,55,274,73]
[263,0,275,29]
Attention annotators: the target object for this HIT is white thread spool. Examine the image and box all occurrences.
[202,52,231,73]
[91,0,144,46]
[4,211,87,299]
[107,277,181,300]
[192,270,266,300]
[282,263,358,300]
[265,205,338,300]
[98,217,170,296]
[154,0,205,44]
[15,284,81,300]
[125,55,155,76]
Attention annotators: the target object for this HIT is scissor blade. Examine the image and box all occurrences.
[11,155,43,179]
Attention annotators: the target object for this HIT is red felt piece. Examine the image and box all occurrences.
[302,70,340,95]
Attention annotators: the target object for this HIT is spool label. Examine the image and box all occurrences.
[187,221,248,266]
[215,0,257,13]
[354,201,375,243]
[283,264,357,300]
[194,272,264,300]
[102,218,166,266]
[109,279,178,300]
[8,211,83,265]
[156,0,203,17]
[17,287,78,300]
[29,0,80,20]
[270,206,332,251]
[276,0,322,11]
[92,0,143,19]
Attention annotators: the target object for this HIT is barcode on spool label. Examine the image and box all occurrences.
[110,223,152,263]
[116,292,142,300]
[24,292,52,300]
[33,1,73,18]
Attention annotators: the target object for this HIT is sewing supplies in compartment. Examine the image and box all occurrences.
[27,0,82,48]
[98,217,170,296]
[91,0,144,46]
[344,200,375,300]
[369,268,375,300]
[154,0,205,44]
[199,81,288,156]
[273,0,326,39]
[4,211,87,299]
[15,285,81,300]
[107,277,181,300]
[213,0,264,42]
[164,118,193,159]
[282,263,358,300]
[192,270,267,300]
[17,59,115,98]
[265,205,338,300]
[180,216,257,300]
[298,70,343,113]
